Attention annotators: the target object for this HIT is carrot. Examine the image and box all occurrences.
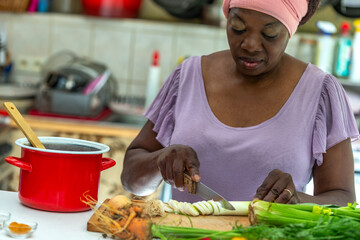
[83,193,152,240]
[125,216,152,240]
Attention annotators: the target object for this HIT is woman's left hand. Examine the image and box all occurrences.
[254,169,299,204]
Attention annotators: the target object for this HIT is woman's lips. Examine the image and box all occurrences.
[240,57,262,69]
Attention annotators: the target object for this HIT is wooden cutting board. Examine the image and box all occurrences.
[87,200,250,232]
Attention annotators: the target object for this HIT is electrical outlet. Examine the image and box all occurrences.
[16,55,46,73]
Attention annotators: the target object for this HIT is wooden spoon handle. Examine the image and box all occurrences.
[3,102,45,149]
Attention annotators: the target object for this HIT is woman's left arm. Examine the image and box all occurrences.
[254,138,356,206]
[298,137,356,205]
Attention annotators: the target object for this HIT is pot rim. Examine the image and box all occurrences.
[15,137,110,155]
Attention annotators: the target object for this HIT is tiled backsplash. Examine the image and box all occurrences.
[1,12,304,98]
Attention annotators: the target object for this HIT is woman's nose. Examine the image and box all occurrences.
[240,34,262,53]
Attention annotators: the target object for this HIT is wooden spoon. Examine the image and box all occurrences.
[3,102,45,149]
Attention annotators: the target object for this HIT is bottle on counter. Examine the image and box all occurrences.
[315,21,337,74]
[350,19,360,83]
[145,50,161,109]
[334,22,352,79]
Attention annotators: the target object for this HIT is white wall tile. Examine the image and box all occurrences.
[215,27,229,52]
[174,34,216,59]
[128,82,147,98]
[285,34,300,57]
[173,23,218,58]
[50,14,93,56]
[115,82,130,96]
[132,32,174,86]
[176,23,218,37]
[9,14,51,59]
[91,24,134,84]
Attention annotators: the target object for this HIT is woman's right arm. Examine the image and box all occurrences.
[121,120,201,196]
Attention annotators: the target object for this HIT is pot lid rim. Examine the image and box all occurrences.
[15,137,110,154]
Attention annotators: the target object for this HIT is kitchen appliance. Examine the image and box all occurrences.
[36,57,116,117]
[5,137,116,212]
[183,173,235,210]
[321,0,360,17]
[152,0,214,19]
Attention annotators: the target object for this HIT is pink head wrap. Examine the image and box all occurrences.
[222,0,308,37]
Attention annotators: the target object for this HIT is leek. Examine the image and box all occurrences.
[249,200,360,226]
[165,200,250,216]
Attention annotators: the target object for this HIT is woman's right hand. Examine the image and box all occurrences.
[157,144,201,190]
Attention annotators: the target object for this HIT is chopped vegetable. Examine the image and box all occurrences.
[142,199,165,217]
[166,200,250,216]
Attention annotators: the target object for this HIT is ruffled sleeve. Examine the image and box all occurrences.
[312,74,360,165]
[144,65,181,147]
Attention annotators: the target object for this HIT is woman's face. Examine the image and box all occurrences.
[226,8,289,77]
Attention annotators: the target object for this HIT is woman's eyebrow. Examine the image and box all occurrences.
[230,11,245,23]
[265,21,281,27]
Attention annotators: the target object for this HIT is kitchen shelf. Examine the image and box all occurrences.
[7,115,141,139]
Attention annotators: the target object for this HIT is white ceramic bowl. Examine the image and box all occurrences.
[0,211,11,229]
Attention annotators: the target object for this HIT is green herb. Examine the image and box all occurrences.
[152,217,360,240]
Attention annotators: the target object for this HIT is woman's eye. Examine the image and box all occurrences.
[262,33,278,40]
[232,28,245,34]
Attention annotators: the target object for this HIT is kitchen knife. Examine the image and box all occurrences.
[183,173,235,210]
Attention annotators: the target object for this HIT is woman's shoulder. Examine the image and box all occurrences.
[202,50,232,65]
[201,50,233,75]
[285,54,336,86]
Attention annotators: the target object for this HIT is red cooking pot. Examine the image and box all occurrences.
[82,0,143,18]
[5,137,116,212]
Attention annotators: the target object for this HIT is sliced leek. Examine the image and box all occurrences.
[165,199,250,216]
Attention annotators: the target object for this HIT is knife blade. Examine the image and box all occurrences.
[183,173,235,210]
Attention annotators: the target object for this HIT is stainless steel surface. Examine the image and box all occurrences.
[195,181,235,210]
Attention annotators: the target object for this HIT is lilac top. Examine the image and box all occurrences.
[144,56,359,202]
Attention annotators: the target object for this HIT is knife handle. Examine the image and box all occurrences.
[184,173,197,194]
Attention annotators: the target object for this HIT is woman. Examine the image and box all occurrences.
[121,0,359,206]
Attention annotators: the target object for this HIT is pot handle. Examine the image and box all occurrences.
[101,157,116,171]
[5,156,32,172]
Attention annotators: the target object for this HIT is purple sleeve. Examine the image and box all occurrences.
[144,65,181,147]
[312,74,360,165]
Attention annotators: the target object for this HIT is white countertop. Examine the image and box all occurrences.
[0,191,104,240]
